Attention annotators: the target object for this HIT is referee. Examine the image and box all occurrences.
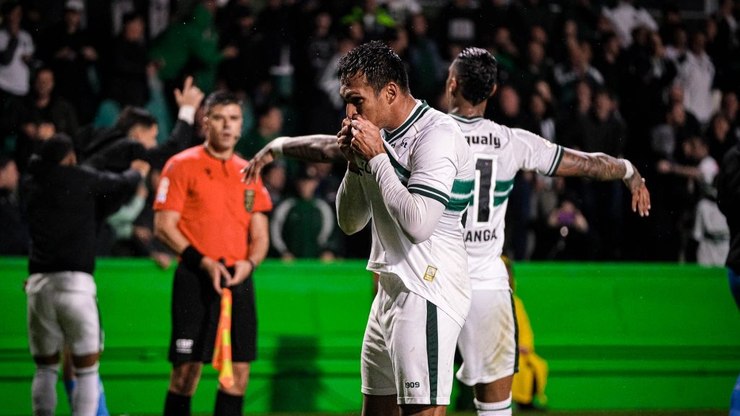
[154,91,272,415]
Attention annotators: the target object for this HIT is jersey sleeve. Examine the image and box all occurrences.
[248,176,273,213]
[511,128,564,176]
[405,124,458,207]
[153,157,188,213]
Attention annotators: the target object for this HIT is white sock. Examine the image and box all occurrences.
[475,395,513,416]
[32,363,59,416]
[73,363,100,416]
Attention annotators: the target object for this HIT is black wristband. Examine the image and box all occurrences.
[181,245,204,270]
[247,258,258,270]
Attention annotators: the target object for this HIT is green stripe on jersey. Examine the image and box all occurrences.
[451,179,474,194]
[449,113,484,124]
[385,102,430,144]
[546,145,564,176]
[449,179,473,212]
[494,179,514,193]
[408,183,449,203]
[447,196,472,211]
[410,187,448,206]
[383,145,411,179]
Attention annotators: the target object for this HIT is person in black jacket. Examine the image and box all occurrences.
[24,134,149,416]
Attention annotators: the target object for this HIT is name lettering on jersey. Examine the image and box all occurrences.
[464,228,498,242]
[423,265,437,282]
[156,177,170,204]
[465,133,501,148]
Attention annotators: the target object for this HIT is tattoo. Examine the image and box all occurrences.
[555,149,625,181]
[283,136,344,163]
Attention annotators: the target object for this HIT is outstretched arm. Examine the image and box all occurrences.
[554,149,651,216]
[242,135,343,183]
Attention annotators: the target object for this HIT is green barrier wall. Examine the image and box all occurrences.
[1,259,738,414]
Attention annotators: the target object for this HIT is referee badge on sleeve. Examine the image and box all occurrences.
[244,189,255,212]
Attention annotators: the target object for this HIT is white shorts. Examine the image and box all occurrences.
[25,272,103,357]
[456,288,518,386]
[361,273,462,405]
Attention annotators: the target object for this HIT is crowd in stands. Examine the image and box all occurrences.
[0,0,738,263]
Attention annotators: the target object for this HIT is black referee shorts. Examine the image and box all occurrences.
[168,263,257,364]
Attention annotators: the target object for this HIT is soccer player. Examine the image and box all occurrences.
[154,91,272,416]
[244,46,651,415]
[337,41,474,416]
[25,134,149,416]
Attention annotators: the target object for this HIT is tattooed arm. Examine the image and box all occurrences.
[555,149,651,217]
[242,135,343,183]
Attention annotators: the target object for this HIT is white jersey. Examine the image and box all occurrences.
[450,114,563,290]
[355,101,475,326]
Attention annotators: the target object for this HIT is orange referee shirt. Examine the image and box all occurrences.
[154,146,272,266]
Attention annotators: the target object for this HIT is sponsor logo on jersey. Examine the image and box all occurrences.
[465,133,501,148]
[464,227,498,242]
[244,189,255,212]
[423,265,437,282]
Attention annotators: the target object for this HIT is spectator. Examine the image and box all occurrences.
[693,178,729,268]
[13,67,78,173]
[707,113,736,164]
[103,12,150,108]
[601,0,658,48]
[0,1,35,143]
[533,195,594,260]
[270,164,335,260]
[217,5,268,97]
[235,102,283,159]
[0,156,28,254]
[38,0,100,124]
[435,0,479,61]
[677,30,716,125]
[552,39,604,108]
[149,0,237,100]
[340,0,396,42]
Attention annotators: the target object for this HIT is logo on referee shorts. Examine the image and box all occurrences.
[423,265,437,282]
[244,189,255,212]
[175,338,193,354]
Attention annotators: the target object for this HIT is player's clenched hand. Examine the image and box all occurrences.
[201,257,232,295]
[226,260,253,287]
[241,144,275,184]
[338,118,361,173]
[625,171,651,217]
[349,115,385,161]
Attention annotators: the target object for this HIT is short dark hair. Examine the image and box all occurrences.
[203,90,242,115]
[337,40,409,95]
[115,106,157,134]
[452,47,498,106]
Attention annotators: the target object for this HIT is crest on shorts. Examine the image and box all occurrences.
[423,265,437,282]
[244,189,255,212]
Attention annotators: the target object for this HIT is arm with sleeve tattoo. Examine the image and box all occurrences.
[242,135,343,183]
[554,148,651,216]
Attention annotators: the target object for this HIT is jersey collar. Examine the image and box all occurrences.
[382,100,431,145]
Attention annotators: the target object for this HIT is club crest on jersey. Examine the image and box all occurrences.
[244,189,255,212]
[423,265,437,282]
